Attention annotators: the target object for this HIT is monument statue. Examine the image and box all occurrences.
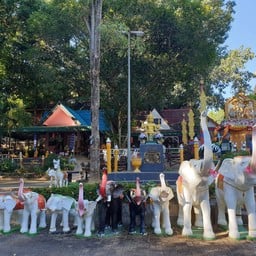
[142,112,160,141]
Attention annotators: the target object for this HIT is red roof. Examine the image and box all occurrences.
[43,105,77,126]
[160,108,190,126]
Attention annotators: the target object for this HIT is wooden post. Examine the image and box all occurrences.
[194,137,199,160]
[179,144,184,163]
[113,145,119,172]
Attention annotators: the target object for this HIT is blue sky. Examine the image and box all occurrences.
[224,0,256,96]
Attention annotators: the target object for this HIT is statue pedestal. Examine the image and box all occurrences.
[108,142,178,185]
[140,143,164,172]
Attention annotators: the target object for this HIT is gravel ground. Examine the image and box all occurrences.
[1,223,256,256]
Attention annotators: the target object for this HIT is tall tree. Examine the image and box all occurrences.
[209,47,255,106]
[88,0,103,176]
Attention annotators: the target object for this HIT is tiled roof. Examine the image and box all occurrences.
[160,108,190,126]
[41,103,110,132]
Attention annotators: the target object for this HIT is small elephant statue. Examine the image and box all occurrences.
[96,168,124,236]
[46,193,76,233]
[46,159,68,188]
[0,192,23,233]
[149,173,174,235]
[18,179,47,235]
[127,177,148,235]
[75,183,97,237]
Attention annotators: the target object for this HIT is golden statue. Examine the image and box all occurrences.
[188,108,195,141]
[142,112,160,141]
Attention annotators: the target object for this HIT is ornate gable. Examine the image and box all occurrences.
[225,93,256,120]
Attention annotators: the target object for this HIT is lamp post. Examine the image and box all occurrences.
[125,30,144,171]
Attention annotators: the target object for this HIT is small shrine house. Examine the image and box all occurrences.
[215,93,256,151]
[7,103,109,156]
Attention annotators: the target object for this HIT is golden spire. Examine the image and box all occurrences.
[181,114,188,145]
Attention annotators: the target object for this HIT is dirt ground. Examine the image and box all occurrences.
[1,224,256,256]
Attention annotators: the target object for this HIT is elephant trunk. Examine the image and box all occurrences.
[159,173,166,189]
[200,111,213,176]
[135,177,142,205]
[18,178,25,202]
[99,167,107,198]
[250,125,256,171]
[78,183,85,217]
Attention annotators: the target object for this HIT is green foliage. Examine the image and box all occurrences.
[209,47,256,106]
[220,150,250,161]
[3,0,253,148]
[43,154,75,171]
[0,159,18,173]
[208,108,225,124]
[30,165,45,177]
[32,182,98,201]
[43,153,59,170]
[31,180,159,202]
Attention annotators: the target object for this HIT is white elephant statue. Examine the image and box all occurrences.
[46,159,68,188]
[149,173,174,235]
[176,111,217,240]
[46,193,76,233]
[18,179,47,234]
[0,192,23,233]
[215,125,256,239]
[75,183,97,237]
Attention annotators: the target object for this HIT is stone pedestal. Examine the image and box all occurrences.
[140,143,164,172]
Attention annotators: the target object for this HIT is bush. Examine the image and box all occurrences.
[31,181,159,202]
[32,182,98,201]
[0,159,18,173]
[43,154,75,171]
[220,150,250,161]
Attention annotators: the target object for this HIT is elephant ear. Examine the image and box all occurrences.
[149,187,160,201]
[4,196,17,213]
[189,159,203,173]
[218,158,236,180]
[62,197,75,210]
[24,192,39,203]
[179,160,201,187]
[165,187,174,201]
[84,200,97,215]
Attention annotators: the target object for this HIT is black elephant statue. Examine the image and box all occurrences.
[96,168,124,236]
[126,177,148,235]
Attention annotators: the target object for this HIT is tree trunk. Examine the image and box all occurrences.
[89,0,102,179]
